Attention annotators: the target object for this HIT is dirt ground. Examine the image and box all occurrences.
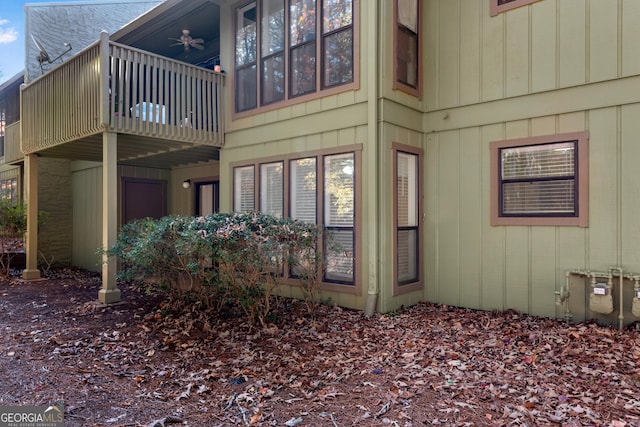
[1,269,640,426]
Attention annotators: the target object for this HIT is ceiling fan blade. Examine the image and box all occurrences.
[191,43,205,50]
[191,38,204,44]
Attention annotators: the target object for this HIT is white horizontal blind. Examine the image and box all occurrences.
[501,141,576,215]
[260,162,284,217]
[290,158,316,223]
[397,152,418,227]
[234,165,255,212]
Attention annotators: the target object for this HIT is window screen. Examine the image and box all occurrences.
[500,141,577,216]
[397,151,419,284]
[324,153,354,283]
[234,165,255,211]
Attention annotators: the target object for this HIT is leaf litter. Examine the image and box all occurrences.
[0,269,639,426]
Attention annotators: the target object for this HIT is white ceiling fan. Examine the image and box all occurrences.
[169,29,204,52]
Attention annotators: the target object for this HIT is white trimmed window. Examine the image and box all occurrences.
[490,132,589,227]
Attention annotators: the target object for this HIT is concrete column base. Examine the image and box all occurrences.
[22,269,41,280]
[98,288,122,304]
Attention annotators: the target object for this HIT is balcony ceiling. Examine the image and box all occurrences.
[36,133,220,169]
[111,0,221,68]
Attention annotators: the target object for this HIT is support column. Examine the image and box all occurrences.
[98,131,121,304]
[22,154,41,280]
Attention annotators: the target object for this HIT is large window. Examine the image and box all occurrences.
[393,144,422,294]
[233,147,360,287]
[234,0,356,114]
[394,0,420,96]
[490,0,542,16]
[490,132,589,227]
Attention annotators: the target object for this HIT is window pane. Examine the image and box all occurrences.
[0,178,16,202]
[262,53,285,104]
[325,228,353,282]
[262,0,285,56]
[397,152,418,227]
[323,0,352,32]
[234,166,255,212]
[236,2,257,66]
[324,153,354,284]
[398,0,417,32]
[290,158,317,223]
[324,153,354,226]
[236,65,257,111]
[260,162,284,217]
[323,29,353,88]
[501,142,575,179]
[290,44,316,96]
[502,180,575,215]
[397,229,418,283]
[397,28,418,88]
[290,0,316,46]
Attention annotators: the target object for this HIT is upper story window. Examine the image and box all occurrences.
[394,0,421,97]
[490,132,589,227]
[234,0,356,114]
[490,0,542,16]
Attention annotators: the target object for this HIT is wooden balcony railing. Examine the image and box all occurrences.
[21,31,224,155]
[4,121,22,164]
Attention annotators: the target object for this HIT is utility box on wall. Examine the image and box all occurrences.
[564,270,640,327]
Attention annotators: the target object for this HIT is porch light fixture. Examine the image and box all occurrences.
[182,179,191,189]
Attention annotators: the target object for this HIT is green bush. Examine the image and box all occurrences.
[108,212,327,325]
[0,198,27,276]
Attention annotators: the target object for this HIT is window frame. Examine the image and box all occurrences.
[490,131,589,227]
[490,0,542,17]
[393,0,422,97]
[0,177,18,202]
[231,144,362,294]
[392,143,423,296]
[233,0,360,118]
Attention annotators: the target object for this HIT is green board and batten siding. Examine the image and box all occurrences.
[421,0,640,322]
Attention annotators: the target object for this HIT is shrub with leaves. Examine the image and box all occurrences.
[0,198,26,276]
[109,212,327,325]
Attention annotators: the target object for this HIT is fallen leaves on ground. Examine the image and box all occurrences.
[0,269,639,426]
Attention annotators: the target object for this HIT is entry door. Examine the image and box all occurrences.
[122,177,167,224]
[196,180,219,216]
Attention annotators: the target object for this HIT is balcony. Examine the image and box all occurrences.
[21,33,224,166]
[4,121,22,164]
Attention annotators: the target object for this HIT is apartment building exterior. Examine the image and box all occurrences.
[2,0,639,325]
